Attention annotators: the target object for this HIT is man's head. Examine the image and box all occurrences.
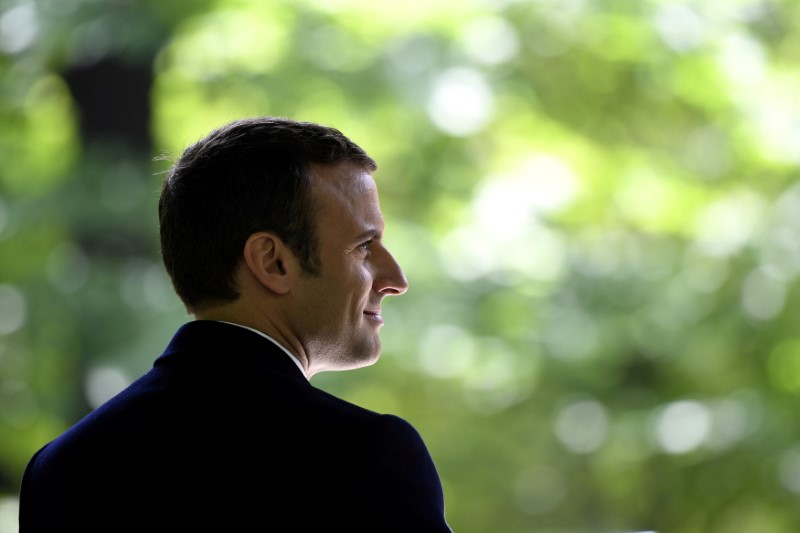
[159,117,408,375]
[159,117,376,312]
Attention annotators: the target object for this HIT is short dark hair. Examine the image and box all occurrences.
[158,116,377,311]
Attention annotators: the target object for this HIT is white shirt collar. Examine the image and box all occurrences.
[215,321,307,379]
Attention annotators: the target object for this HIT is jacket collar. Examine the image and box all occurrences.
[156,320,308,385]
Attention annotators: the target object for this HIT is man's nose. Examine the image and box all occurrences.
[374,246,408,296]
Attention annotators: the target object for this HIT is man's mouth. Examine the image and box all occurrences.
[363,310,382,321]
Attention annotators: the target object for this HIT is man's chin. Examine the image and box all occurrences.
[318,346,381,373]
[351,349,381,369]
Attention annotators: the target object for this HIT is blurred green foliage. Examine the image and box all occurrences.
[2,0,800,531]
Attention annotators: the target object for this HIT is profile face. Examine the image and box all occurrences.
[291,162,408,374]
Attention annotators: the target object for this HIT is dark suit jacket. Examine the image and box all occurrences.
[19,320,451,532]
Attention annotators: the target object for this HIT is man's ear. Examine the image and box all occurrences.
[242,232,294,295]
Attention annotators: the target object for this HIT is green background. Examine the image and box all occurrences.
[2,0,800,531]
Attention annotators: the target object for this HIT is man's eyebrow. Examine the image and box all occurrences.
[354,228,382,241]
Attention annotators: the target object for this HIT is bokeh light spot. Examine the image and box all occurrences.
[460,16,520,65]
[653,4,705,52]
[0,284,27,336]
[0,497,20,533]
[718,31,767,87]
[418,324,476,378]
[694,188,766,257]
[166,8,290,78]
[85,366,132,410]
[741,269,785,321]
[427,67,494,136]
[654,400,712,454]
[554,397,609,453]
[778,446,800,493]
[0,2,38,53]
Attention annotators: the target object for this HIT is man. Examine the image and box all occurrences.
[19,117,452,532]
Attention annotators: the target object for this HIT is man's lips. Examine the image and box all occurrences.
[363,310,382,320]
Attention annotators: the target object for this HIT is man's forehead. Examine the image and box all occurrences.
[310,163,385,239]
[310,162,378,200]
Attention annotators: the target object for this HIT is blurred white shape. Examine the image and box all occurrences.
[718,31,767,87]
[419,328,533,412]
[0,496,19,533]
[753,99,800,165]
[705,0,771,22]
[475,156,579,226]
[653,4,705,52]
[774,183,800,229]
[655,400,712,454]
[460,16,520,65]
[170,8,289,77]
[427,67,494,136]
[440,154,575,281]
[439,224,495,281]
[694,188,766,257]
[439,219,566,283]
[778,446,800,493]
[761,185,800,281]
[614,169,673,225]
[0,2,38,53]
[85,366,132,409]
[741,268,785,321]
[475,0,527,8]
[554,398,609,453]
[513,464,567,515]
[0,284,26,335]
[707,397,750,450]
[502,224,566,282]
[417,324,476,378]
[69,18,113,65]
[462,381,520,414]
[463,338,516,391]
[483,161,571,233]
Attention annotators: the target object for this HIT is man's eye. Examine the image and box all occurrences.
[359,240,372,250]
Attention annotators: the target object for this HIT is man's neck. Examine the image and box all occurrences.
[193,306,310,379]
